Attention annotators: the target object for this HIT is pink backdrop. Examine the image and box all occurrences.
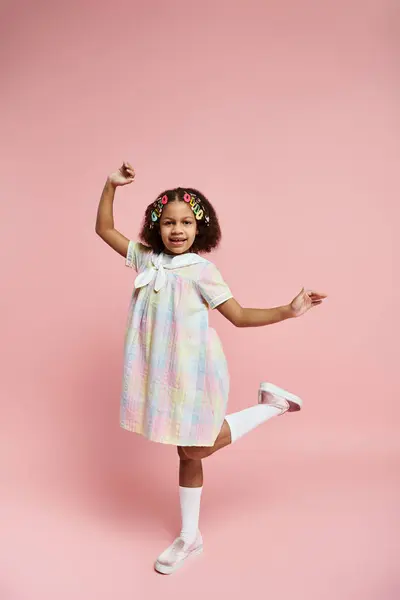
[1,0,399,598]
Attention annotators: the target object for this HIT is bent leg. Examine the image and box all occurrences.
[182,403,283,460]
[181,419,232,460]
[182,382,302,460]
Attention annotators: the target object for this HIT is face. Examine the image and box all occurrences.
[159,200,198,255]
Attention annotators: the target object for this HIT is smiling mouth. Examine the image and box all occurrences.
[170,239,186,243]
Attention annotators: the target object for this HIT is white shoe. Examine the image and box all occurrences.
[258,382,303,413]
[154,531,203,575]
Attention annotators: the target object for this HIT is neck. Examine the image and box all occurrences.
[163,248,196,256]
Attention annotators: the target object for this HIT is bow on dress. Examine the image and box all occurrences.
[134,252,207,292]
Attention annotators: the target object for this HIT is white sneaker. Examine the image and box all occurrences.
[258,382,303,413]
[154,531,203,575]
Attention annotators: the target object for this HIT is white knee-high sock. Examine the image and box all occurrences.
[225,404,282,443]
[179,486,203,544]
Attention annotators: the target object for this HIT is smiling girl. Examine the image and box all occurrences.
[95,161,327,575]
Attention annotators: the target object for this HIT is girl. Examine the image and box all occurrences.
[95,161,327,575]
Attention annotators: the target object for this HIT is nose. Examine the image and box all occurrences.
[171,223,183,234]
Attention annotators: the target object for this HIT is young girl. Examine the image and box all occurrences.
[95,161,327,575]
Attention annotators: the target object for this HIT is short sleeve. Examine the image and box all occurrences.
[197,262,233,309]
[125,241,151,272]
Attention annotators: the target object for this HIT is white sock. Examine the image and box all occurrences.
[179,486,203,544]
[225,404,282,443]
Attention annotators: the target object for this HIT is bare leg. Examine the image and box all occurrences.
[178,447,203,487]
[179,419,232,461]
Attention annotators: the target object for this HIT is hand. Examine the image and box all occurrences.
[288,288,327,318]
[107,161,135,187]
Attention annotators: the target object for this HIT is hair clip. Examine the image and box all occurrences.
[150,191,210,226]
[151,194,168,222]
[183,192,209,223]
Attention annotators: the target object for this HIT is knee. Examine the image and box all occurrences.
[178,446,209,460]
[177,446,188,460]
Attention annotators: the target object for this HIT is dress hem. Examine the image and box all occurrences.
[120,421,217,447]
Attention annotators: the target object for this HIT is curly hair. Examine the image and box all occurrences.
[139,187,221,254]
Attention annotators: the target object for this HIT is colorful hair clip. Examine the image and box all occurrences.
[184,193,209,223]
[151,194,169,222]
[150,191,210,226]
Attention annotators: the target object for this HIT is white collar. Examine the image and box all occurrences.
[134,251,208,292]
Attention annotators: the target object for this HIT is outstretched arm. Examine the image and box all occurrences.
[217,288,327,327]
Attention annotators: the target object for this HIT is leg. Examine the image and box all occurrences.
[180,419,232,461]
[178,446,203,487]
[154,450,204,575]
[181,382,302,460]
[154,382,302,574]
[177,449,203,542]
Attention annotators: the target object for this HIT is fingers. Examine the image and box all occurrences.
[301,288,327,310]
[122,161,135,177]
[123,161,135,173]
[306,290,328,299]
[295,289,327,305]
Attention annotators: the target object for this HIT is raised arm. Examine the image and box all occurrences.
[95,162,135,258]
[217,289,327,327]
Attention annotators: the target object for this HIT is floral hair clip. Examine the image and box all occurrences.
[151,194,168,222]
[150,191,210,225]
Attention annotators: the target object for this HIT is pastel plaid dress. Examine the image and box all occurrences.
[120,241,233,447]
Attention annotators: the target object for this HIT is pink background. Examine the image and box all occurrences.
[1,0,399,598]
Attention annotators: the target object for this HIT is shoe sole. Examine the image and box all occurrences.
[154,545,204,575]
[259,382,303,412]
